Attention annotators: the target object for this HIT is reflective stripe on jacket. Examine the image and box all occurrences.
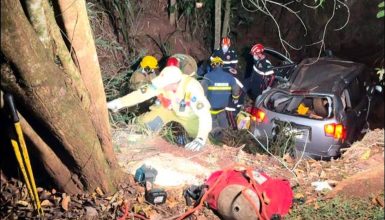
[201,67,241,110]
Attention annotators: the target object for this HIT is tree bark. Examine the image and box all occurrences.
[221,0,231,38]
[56,0,116,167]
[1,65,81,194]
[25,0,52,55]
[19,112,83,194]
[169,0,177,26]
[42,0,91,111]
[214,0,222,49]
[1,0,119,193]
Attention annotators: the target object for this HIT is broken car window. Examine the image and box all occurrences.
[264,91,333,120]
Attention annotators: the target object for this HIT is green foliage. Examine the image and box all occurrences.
[314,0,326,8]
[288,197,384,220]
[269,121,297,157]
[103,70,135,125]
[377,1,384,18]
[95,37,124,51]
[160,122,190,146]
[97,0,145,64]
[107,0,136,45]
[103,69,131,101]
[88,0,146,67]
[169,4,177,13]
[175,0,215,45]
[212,120,297,158]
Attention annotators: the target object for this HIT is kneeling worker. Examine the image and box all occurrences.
[129,55,159,91]
[107,66,212,151]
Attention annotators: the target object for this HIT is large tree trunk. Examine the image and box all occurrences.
[221,0,231,38]
[214,0,222,49]
[1,0,120,193]
[42,0,91,111]
[19,111,83,194]
[0,72,82,195]
[56,0,116,167]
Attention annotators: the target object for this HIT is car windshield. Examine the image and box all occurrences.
[264,91,334,120]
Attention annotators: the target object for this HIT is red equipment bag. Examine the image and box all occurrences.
[205,167,293,220]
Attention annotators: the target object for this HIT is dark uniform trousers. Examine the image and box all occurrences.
[201,67,241,132]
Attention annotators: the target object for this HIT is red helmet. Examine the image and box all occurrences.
[250,44,264,55]
[221,37,231,47]
[166,57,180,67]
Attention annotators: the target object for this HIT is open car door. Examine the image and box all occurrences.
[264,48,297,84]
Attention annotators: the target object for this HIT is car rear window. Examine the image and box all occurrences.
[264,91,334,120]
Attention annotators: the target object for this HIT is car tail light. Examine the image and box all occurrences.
[324,123,346,140]
[250,107,266,123]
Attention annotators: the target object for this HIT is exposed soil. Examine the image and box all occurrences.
[110,127,385,219]
[1,128,383,219]
[327,165,384,199]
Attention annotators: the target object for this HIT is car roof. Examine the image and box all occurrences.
[287,57,366,95]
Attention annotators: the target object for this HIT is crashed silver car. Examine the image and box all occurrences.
[249,57,373,159]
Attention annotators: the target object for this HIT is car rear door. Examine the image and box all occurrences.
[342,76,368,142]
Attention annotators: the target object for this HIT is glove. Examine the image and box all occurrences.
[185,137,205,152]
[107,99,122,112]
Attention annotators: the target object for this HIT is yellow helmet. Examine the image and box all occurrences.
[140,55,158,69]
[211,56,223,66]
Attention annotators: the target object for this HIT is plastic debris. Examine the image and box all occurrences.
[311,181,333,191]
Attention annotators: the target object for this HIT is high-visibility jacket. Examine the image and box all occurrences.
[115,74,212,141]
[243,57,275,100]
[210,48,238,70]
[201,67,241,112]
[252,57,274,76]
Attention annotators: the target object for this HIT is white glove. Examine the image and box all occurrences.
[107,99,122,112]
[185,137,205,151]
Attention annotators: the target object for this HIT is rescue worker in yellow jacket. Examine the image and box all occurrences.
[129,55,158,91]
[107,66,212,151]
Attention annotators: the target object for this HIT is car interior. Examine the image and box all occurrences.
[265,91,333,120]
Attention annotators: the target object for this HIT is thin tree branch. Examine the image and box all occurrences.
[334,0,350,31]
[240,0,349,60]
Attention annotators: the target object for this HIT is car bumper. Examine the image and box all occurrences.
[253,128,344,160]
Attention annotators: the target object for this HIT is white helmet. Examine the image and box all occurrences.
[151,66,183,88]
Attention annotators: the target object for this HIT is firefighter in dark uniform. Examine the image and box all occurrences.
[210,37,238,75]
[201,57,241,131]
[244,43,275,100]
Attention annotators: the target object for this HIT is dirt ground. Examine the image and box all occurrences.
[110,126,385,219]
[1,129,383,219]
